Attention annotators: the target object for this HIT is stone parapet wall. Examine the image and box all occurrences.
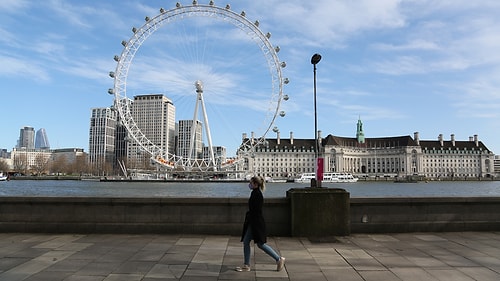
[350,197,500,233]
[1,195,499,235]
[0,197,289,235]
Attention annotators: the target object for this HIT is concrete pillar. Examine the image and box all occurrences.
[287,188,350,236]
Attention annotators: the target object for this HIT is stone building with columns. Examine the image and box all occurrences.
[240,119,496,180]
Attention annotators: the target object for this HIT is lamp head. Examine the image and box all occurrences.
[311,53,322,65]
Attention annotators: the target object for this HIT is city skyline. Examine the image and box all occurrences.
[1,1,499,156]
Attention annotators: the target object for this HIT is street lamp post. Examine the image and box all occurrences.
[311,53,322,188]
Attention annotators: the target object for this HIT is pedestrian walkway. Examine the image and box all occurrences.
[0,232,499,280]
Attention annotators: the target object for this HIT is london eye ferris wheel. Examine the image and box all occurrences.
[108,1,289,172]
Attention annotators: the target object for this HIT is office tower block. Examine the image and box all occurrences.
[114,120,128,162]
[128,94,176,165]
[35,128,50,149]
[177,119,203,159]
[88,107,117,173]
[203,145,227,167]
[17,126,35,149]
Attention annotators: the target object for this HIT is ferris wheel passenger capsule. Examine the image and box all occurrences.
[266,32,271,39]
[241,11,246,17]
[275,46,280,53]
[225,4,230,9]
[145,16,150,22]
[280,111,286,117]
[254,20,259,27]
[192,0,198,5]
[284,77,289,84]
[109,71,115,78]
[283,94,289,101]
[280,61,286,68]
[113,55,120,62]
[176,3,181,8]
[108,88,114,95]
[121,40,127,47]
[209,1,214,6]
[160,8,166,13]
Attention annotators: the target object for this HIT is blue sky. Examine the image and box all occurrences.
[1,0,499,156]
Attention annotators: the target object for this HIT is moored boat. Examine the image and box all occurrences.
[294,173,315,183]
[294,172,358,183]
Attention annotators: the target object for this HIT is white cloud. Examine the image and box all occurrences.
[450,68,500,118]
[61,57,114,82]
[372,39,440,51]
[371,56,427,75]
[249,0,406,47]
[33,39,66,57]
[0,0,29,13]
[0,27,17,46]
[133,3,160,18]
[370,1,500,72]
[44,0,125,32]
[0,55,50,82]
[46,0,92,28]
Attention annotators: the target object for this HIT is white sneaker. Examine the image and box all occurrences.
[235,264,251,272]
[277,257,285,271]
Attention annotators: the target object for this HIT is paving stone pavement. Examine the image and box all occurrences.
[0,232,499,280]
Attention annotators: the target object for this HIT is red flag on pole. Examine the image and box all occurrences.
[316,158,324,181]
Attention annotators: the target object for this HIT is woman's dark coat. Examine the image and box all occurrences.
[241,188,267,244]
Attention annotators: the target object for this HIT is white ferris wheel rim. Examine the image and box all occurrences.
[110,1,286,169]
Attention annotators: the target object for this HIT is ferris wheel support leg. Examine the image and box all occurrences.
[199,90,217,170]
[188,91,201,166]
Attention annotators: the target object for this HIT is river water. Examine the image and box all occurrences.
[0,180,499,198]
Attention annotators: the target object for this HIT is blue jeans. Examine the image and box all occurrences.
[243,225,280,265]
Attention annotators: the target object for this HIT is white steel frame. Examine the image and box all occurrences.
[110,1,286,171]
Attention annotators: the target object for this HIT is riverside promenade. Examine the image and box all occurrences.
[1,232,499,281]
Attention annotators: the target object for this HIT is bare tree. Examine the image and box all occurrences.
[0,158,9,173]
[75,154,90,175]
[104,161,114,176]
[13,153,28,175]
[90,155,106,176]
[50,154,68,175]
[32,154,50,176]
[68,154,89,176]
[140,152,154,171]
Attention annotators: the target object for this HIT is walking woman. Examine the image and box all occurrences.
[236,175,285,272]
